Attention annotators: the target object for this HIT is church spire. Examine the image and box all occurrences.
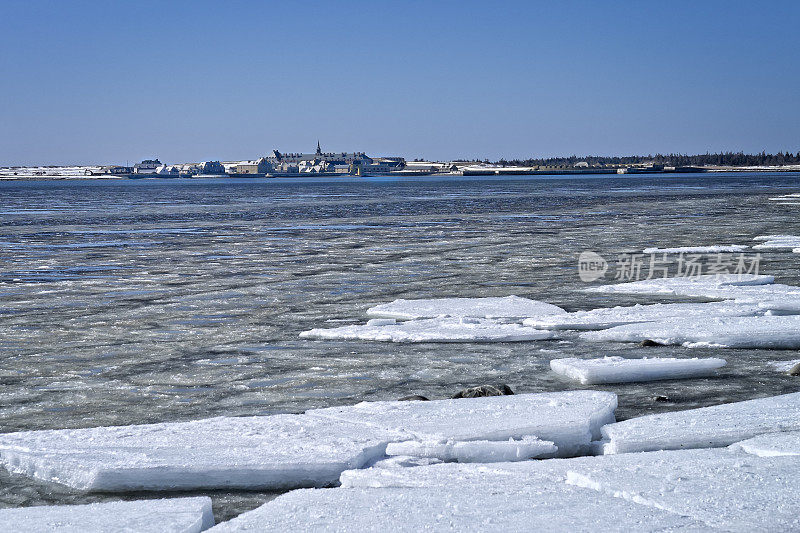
[316,140,322,155]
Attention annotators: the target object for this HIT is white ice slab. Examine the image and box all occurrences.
[385,436,557,463]
[601,391,800,454]
[524,301,761,330]
[209,484,704,532]
[642,245,747,254]
[0,415,402,491]
[768,359,800,372]
[550,356,726,385]
[753,234,800,250]
[0,497,214,533]
[566,447,800,531]
[300,316,556,343]
[730,431,800,457]
[581,314,800,349]
[308,391,617,457]
[366,295,566,320]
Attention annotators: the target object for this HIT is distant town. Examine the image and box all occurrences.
[2,144,799,179]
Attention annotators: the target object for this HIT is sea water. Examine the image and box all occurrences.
[1,172,799,519]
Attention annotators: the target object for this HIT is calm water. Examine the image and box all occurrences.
[1,173,799,520]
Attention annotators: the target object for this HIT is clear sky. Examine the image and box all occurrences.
[1,0,798,165]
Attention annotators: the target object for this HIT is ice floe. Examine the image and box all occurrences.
[0,415,402,491]
[550,356,726,385]
[752,234,800,250]
[581,314,800,349]
[366,295,566,320]
[601,391,800,454]
[308,391,617,457]
[385,436,557,463]
[585,273,782,301]
[300,316,556,343]
[642,245,747,254]
[209,481,703,532]
[524,301,761,330]
[0,497,214,533]
[730,431,800,457]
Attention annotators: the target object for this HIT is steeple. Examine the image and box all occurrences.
[316,140,322,155]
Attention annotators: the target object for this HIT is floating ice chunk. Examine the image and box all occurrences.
[642,245,747,254]
[601,391,800,454]
[565,447,800,531]
[585,274,784,302]
[550,356,726,385]
[0,415,402,491]
[731,431,800,457]
[752,235,800,250]
[209,484,703,532]
[582,315,800,349]
[385,436,557,463]
[0,497,214,533]
[308,391,617,457]
[300,316,556,343]
[365,295,566,320]
[768,359,800,372]
[524,301,761,330]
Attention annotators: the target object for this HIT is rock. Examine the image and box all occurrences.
[788,362,800,376]
[451,384,514,399]
[398,395,430,401]
[653,395,670,402]
[639,339,664,347]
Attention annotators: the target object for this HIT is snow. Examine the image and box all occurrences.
[601,391,800,454]
[730,431,800,457]
[581,314,800,349]
[642,245,747,254]
[524,301,761,330]
[752,235,800,250]
[550,356,727,385]
[209,482,703,532]
[0,497,214,533]
[385,436,557,462]
[365,296,566,320]
[0,415,402,491]
[299,316,557,343]
[309,391,617,457]
[565,447,800,531]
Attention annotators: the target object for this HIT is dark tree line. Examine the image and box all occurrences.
[490,151,800,167]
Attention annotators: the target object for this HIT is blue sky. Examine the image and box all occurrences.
[1,0,798,165]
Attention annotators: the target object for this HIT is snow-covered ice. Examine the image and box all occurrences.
[581,314,800,349]
[550,356,727,385]
[752,235,800,250]
[565,447,800,531]
[524,301,761,330]
[642,245,747,254]
[730,431,800,457]
[585,274,785,302]
[768,359,800,372]
[0,497,214,533]
[601,391,800,454]
[209,483,704,532]
[308,391,617,457]
[385,436,557,463]
[0,415,402,491]
[366,295,566,320]
[300,316,556,343]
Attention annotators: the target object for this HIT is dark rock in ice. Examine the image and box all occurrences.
[639,339,664,347]
[398,395,430,401]
[788,362,800,376]
[653,395,671,402]
[451,384,514,399]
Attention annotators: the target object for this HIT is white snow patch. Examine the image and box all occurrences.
[385,436,557,463]
[365,295,566,320]
[524,301,762,330]
[601,391,800,454]
[642,245,747,254]
[0,497,214,533]
[550,356,726,385]
[300,316,556,343]
[752,235,800,250]
[730,431,800,457]
[0,415,401,491]
[308,391,617,457]
[581,314,800,349]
